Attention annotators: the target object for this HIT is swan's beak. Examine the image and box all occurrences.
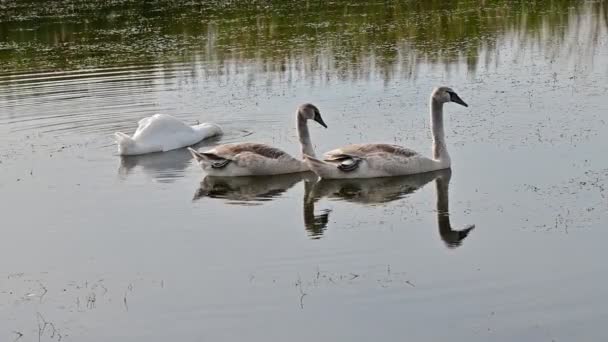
[449,92,468,107]
[314,114,328,128]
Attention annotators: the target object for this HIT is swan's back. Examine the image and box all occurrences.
[208,143,293,160]
[133,114,194,142]
[324,144,419,159]
[132,114,214,152]
[116,114,222,155]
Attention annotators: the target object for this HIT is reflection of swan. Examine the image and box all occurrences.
[307,169,474,247]
[435,170,475,248]
[189,104,327,176]
[118,136,221,183]
[193,171,327,236]
[304,87,468,178]
[115,114,222,155]
[303,180,330,239]
[310,171,440,204]
[193,172,316,204]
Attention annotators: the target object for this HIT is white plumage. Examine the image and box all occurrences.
[115,114,222,156]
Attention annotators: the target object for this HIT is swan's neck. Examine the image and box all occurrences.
[430,98,450,164]
[297,113,315,158]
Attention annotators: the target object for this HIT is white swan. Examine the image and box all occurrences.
[304,86,468,179]
[114,114,222,156]
[189,103,327,176]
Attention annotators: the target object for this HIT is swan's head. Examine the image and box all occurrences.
[298,103,327,128]
[432,87,468,107]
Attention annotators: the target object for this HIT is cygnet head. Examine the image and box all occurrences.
[432,86,468,107]
[298,103,328,128]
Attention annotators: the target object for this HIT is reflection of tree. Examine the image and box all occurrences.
[0,0,604,77]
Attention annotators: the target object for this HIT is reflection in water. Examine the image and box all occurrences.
[0,1,605,79]
[192,169,474,245]
[118,136,221,183]
[303,181,331,239]
[193,172,315,205]
[308,169,474,247]
[310,171,440,205]
[435,170,475,248]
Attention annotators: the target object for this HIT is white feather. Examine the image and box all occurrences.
[115,114,222,156]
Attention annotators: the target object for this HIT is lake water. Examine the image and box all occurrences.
[1,1,608,341]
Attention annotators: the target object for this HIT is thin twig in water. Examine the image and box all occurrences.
[86,293,96,309]
[38,282,48,303]
[405,280,415,288]
[299,290,307,310]
[12,331,23,342]
[295,277,307,309]
[37,312,62,342]
[123,292,129,312]
[94,280,108,296]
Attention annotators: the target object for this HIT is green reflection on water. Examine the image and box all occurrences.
[0,0,606,75]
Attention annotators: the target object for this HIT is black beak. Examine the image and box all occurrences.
[449,92,468,107]
[314,113,328,128]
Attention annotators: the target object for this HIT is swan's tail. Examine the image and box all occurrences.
[188,147,215,166]
[193,123,223,139]
[303,155,340,179]
[114,132,135,155]
[188,147,207,162]
[188,147,232,170]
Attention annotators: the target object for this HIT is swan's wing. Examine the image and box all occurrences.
[132,114,199,150]
[325,144,419,159]
[210,143,291,160]
[137,116,153,128]
[137,114,192,135]
[323,144,419,172]
[199,143,297,169]
[133,116,154,136]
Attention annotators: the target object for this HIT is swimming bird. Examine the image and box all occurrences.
[115,114,222,156]
[189,103,327,176]
[304,87,467,179]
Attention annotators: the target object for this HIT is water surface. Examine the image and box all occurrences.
[1,1,608,341]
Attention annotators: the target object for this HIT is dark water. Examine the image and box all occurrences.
[1,1,608,341]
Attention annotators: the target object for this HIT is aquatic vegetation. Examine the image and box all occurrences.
[0,0,605,76]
